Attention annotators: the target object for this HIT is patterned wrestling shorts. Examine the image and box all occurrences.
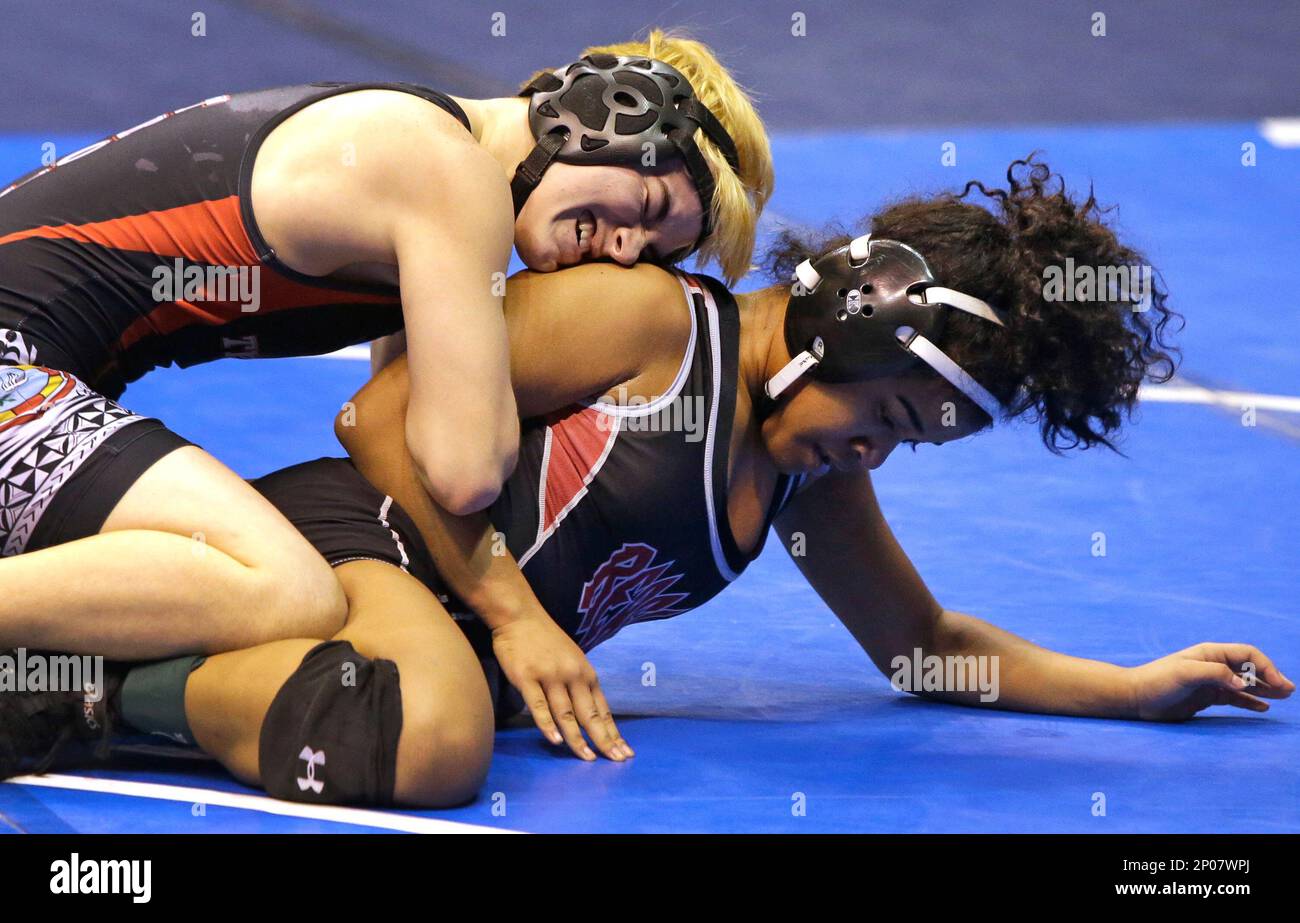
[0,329,192,556]
[0,363,146,555]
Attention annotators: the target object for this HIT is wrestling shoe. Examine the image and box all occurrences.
[0,650,123,778]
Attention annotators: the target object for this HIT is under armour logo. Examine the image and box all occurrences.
[297,746,326,794]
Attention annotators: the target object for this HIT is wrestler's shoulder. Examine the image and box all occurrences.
[281,88,487,183]
[543,262,692,340]
[306,87,470,137]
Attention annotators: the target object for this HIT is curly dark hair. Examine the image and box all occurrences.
[764,155,1183,452]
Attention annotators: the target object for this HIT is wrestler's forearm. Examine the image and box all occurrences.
[398,492,546,631]
[905,609,1137,719]
[340,356,548,631]
[339,421,539,631]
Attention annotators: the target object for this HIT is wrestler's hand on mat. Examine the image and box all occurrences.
[1128,643,1295,721]
[491,617,634,762]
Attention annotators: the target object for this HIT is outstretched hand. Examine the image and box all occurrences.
[1129,642,1294,721]
[491,616,634,761]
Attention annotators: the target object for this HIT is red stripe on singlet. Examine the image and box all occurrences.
[541,406,618,533]
[112,270,399,352]
[0,195,400,350]
[0,196,259,264]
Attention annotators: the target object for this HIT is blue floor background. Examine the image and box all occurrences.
[0,1,1297,832]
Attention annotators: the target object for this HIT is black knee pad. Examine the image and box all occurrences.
[258,640,403,806]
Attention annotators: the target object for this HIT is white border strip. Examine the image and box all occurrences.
[5,774,519,835]
[1260,118,1300,148]
[517,410,620,569]
[1138,383,1300,413]
[320,345,372,361]
[692,276,740,583]
[586,272,697,417]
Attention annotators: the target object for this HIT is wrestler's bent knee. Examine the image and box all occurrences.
[253,556,348,644]
[395,679,495,807]
[257,639,493,808]
[258,640,403,806]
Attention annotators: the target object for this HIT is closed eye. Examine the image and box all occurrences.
[641,178,686,265]
[883,405,924,451]
[641,184,661,262]
[653,176,671,225]
[897,394,925,435]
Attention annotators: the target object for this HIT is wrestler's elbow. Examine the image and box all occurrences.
[406,414,519,515]
[418,459,510,517]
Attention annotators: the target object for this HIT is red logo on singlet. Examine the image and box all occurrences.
[574,542,691,651]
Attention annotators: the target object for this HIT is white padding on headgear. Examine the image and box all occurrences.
[910,286,1005,327]
[765,342,823,401]
[848,234,872,263]
[793,259,822,292]
[897,330,1002,421]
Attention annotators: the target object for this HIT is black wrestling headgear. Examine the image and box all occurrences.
[510,54,741,258]
[765,236,1008,420]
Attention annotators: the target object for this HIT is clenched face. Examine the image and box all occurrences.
[761,373,989,475]
[514,161,704,272]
